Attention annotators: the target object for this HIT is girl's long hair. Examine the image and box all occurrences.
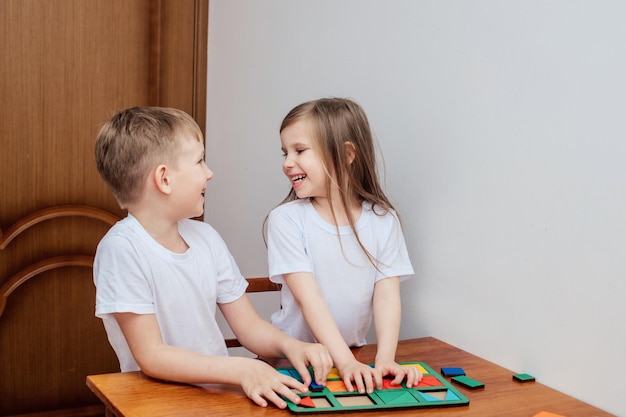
[266,98,398,268]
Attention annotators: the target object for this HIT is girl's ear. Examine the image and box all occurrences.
[153,164,172,195]
[344,141,356,165]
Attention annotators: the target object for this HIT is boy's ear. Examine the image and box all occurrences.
[344,141,356,165]
[153,164,172,194]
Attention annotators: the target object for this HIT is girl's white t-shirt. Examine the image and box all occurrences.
[267,199,414,347]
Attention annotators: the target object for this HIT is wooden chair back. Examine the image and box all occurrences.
[0,205,121,416]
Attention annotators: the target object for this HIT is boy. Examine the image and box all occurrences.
[93,106,331,408]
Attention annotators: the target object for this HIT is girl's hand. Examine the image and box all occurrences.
[337,359,382,393]
[374,359,422,388]
[239,360,309,408]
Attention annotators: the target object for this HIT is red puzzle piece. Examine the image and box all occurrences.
[299,396,315,408]
[417,375,444,387]
[382,378,403,390]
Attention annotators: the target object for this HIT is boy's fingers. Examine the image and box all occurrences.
[262,390,288,409]
[287,378,309,394]
[249,392,269,408]
[312,363,330,385]
[292,364,312,387]
[308,348,332,385]
[264,379,306,409]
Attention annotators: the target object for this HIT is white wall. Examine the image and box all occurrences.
[205,1,626,415]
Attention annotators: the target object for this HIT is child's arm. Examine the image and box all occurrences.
[372,277,421,387]
[283,271,382,394]
[114,311,312,408]
[219,293,332,387]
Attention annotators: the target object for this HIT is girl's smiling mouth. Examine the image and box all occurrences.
[291,174,307,184]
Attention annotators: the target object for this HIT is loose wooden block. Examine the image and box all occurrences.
[451,375,484,389]
[513,373,535,382]
[441,367,465,377]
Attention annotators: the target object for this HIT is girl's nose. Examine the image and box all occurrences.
[283,154,294,170]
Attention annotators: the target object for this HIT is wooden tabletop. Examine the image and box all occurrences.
[87,337,613,417]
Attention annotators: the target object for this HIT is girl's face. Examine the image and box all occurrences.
[280,119,328,200]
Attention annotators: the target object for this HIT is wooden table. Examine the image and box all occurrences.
[87,337,613,417]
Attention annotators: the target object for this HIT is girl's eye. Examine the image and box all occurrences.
[282,147,308,157]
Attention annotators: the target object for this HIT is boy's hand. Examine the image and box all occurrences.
[284,341,333,387]
[337,359,382,394]
[374,359,422,388]
[240,360,309,408]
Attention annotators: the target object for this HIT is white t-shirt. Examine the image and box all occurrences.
[267,199,414,347]
[94,214,247,372]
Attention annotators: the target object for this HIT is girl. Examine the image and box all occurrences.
[265,98,420,394]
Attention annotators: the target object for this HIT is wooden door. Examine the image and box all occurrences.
[0,1,208,415]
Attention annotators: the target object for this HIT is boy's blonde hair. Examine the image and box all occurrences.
[95,106,203,208]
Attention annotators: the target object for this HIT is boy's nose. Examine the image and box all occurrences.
[204,164,214,180]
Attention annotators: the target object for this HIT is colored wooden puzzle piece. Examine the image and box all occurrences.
[533,412,566,417]
[377,390,418,405]
[327,367,340,379]
[416,390,460,402]
[451,375,484,389]
[441,367,465,377]
[299,396,315,408]
[401,363,428,374]
[309,381,324,391]
[417,375,444,387]
[326,380,347,392]
[381,378,403,390]
[513,373,535,382]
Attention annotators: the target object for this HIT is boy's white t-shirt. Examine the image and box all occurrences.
[267,199,414,347]
[94,214,247,372]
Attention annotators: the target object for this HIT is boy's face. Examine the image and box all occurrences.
[280,119,327,200]
[168,131,213,219]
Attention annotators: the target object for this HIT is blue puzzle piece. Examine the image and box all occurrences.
[446,390,459,401]
[309,381,324,391]
[288,369,303,382]
[441,367,465,377]
[417,391,444,402]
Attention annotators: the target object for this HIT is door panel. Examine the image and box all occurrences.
[0,0,207,414]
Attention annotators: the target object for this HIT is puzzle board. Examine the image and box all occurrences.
[277,362,469,413]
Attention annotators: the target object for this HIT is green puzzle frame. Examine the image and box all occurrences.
[277,362,469,414]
